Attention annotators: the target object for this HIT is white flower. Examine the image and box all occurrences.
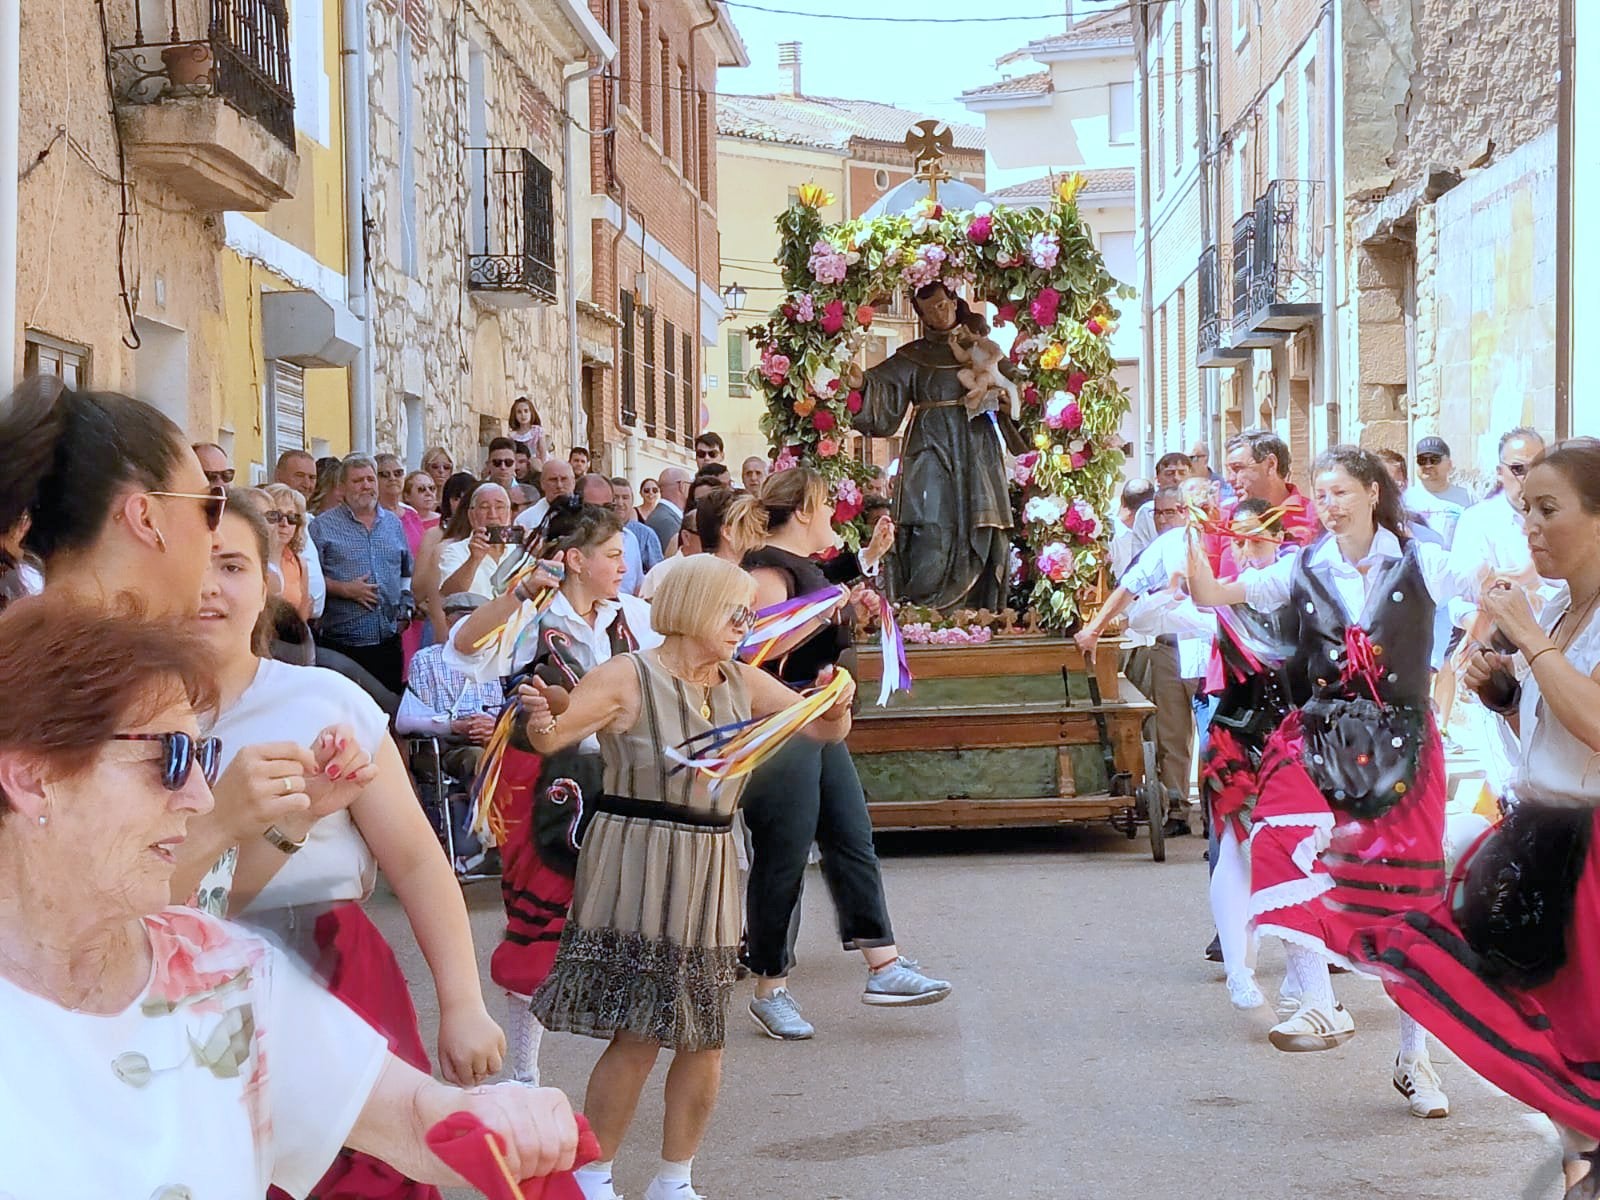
[973,200,995,217]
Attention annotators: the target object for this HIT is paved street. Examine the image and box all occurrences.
[371,826,1562,1200]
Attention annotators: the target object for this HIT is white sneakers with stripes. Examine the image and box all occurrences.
[1268,1001,1356,1052]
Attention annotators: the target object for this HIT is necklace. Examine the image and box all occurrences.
[1555,583,1600,653]
[656,649,719,719]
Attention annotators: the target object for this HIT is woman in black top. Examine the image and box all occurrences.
[725,468,952,1041]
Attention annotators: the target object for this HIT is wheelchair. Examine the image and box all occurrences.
[407,734,498,883]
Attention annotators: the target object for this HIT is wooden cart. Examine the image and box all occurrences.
[849,636,1165,860]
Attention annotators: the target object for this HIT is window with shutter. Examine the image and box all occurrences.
[681,331,694,446]
[620,290,637,427]
[642,309,657,438]
[727,333,748,397]
[269,360,306,459]
[663,320,678,441]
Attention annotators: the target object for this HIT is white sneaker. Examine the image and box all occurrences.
[1394,1055,1450,1118]
[1275,987,1301,1020]
[1227,970,1266,1010]
[641,1179,704,1200]
[1268,1001,1355,1052]
[576,1168,623,1200]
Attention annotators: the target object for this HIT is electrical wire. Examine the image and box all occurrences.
[94,0,141,350]
[720,0,1178,21]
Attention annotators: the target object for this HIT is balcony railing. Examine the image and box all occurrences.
[1240,179,1324,333]
[112,0,295,149]
[1197,243,1250,368]
[468,147,558,306]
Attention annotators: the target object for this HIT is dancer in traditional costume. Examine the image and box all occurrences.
[1186,445,1478,1118]
[521,555,854,1200]
[1352,439,1600,1194]
[198,498,506,1200]
[449,497,660,1085]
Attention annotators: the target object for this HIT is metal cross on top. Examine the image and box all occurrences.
[904,120,954,203]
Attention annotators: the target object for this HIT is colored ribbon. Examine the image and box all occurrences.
[1341,625,1385,706]
[736,585,848,668]
[468,560,565,661]
[665,668,854,786]
[1187,501,1295,543]
[424,1111,600,1200]
[468,701,525,845]
[875,596,912,707]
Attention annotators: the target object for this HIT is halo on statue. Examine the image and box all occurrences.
[741,130,1134,634]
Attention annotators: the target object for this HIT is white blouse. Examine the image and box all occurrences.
[0,908,388,1200]
[1516,595,1600,807]
[1240,528,1478,622]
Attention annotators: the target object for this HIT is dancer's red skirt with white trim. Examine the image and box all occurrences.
[1353,808,1600,1140]
[488,746,576,998]
[1247,710,1448,965]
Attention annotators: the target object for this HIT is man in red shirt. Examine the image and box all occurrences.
[1219,430,1320,574]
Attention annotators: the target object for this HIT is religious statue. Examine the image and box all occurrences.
[846,282,1026,612]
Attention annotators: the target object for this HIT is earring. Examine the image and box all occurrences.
[37,815,46,827]
[152,528,168,552]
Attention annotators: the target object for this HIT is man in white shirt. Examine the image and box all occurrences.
[1111,476,1155,579]
[514,457,577,533]
[1404,436,1472,547]
[1129,452,1192,557]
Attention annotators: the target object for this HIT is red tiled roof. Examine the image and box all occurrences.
[997,2,1134,65]
[717,93,985,153]
[990,167,1136,203]
[959,70,1053,102]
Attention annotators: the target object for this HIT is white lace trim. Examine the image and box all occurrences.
[1251,872,1334,918]
[1255,921,1357,972]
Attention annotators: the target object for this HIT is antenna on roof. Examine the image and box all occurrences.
[778,41,802,97]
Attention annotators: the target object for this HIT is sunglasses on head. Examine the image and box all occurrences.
[112,731,222,790]
[146,485,228,531]
[204,468,236,485]
[1415,454,1444,467]
[1500,459,1530,478]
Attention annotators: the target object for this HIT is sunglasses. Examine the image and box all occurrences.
[204,468,236,485]
[642,486,659,494]
[112,731,222,790]
[1415,454,1444,467]
[489,458,516,468]
[695,450,718,460]
[1500,460,1530,478]
[264,510,303,526]
[146,486,228,531]
[376,469,406,480]
[729,604,756,631]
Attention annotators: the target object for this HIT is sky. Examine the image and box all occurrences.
[714,0,1126,126]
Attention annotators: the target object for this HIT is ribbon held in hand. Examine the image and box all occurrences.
[875,595,912,707]
[666,668,854,786]
[736,585,849,668]
[424,1111,601,1200]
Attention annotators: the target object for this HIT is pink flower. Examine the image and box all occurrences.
[1036,541,1073,582]
[146,909,259,1012]
[792,293,815,322]
[1028,231,1061,270]
[808,239,848,284]
[994,302,1018,327]
[1066,371,1087,396]
[846,389,864,414]
[773,447,800,472]
[835,478,862,506]
[817,436,840,457]
[855,304,875,327]
[1011,450,1040,486]
[1085,317,1104,336]
[760,349,791,386]
[1043,392,1082,431]
[1022,384,1040,408]
[1070,452,1088,470]
[967,215,993,244]
[812,410,837,433]
[820,299,846,335]
[1030,287,1061,328]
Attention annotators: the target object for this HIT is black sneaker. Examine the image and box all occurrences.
[1204,934,1223,963]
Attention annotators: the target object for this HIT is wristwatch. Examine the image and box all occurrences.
[263,824,308,855]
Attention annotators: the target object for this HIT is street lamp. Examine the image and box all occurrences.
[721,281,747,315]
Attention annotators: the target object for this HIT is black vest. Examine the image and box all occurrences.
[1287,535,1434,709]
[740,545,858,686]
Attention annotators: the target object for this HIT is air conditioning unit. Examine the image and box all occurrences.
[632,270,651,313]
[1289,330,1314,381]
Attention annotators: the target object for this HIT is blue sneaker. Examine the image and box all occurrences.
[749,988,815,1040]
[863,957,952,1007]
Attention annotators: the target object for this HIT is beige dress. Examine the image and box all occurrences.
[530,650,752,1050]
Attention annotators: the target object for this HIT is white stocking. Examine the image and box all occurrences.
[1208,826,1255,974]
[1283,943,1334,1011]
[1397,1011,1429,1062]
[504,989,543,1085]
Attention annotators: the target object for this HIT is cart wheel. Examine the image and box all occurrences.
[1145,782,1167,862]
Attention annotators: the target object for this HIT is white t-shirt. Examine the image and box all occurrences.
[0,907,387,1200]
[1403,483,1468,547]
[436,538,518,597]
[206,659,390,914]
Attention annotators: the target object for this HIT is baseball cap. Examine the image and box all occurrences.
[1415,436,1450,459]
[443,592,489,614]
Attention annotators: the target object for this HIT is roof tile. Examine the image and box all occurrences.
[717,93,986,153]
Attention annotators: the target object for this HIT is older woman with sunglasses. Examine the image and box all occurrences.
[0,599,579,1200]
[261,482,314,621]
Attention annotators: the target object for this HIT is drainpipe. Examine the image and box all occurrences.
[1195,0,1217,453]
[340,0,374,450]
[1134,1,1157,472]
[0,0,18,386]
[687,6,719,448]
[565,50,610,454]
[1556,0,1573,438]
[606,9,634,467]
[1319,0,1339,448]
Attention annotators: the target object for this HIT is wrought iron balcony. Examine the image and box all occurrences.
[1239,179,1324,334]
[109,0,298,210]
[1228,210,1284,350]
[468,147,558,307]
[1197,243,1251,369]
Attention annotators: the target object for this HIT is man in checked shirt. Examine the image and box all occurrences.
[396,592,507,784]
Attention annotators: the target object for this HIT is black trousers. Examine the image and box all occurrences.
[740,737,895,978]
[319,634,404,698]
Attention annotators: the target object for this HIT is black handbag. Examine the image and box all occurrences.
[1299,697,1423,819]
[1454,803,1593,989]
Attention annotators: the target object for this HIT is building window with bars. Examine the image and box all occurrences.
[642,307,657,438]
[620,290,637,427]
[727,333,748,397]
[681,330,694,446]
[663,319,679,441]
[24,331,89,388]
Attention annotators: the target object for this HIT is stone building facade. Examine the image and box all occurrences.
[365,0,612,470]
[1341,0,1560,472]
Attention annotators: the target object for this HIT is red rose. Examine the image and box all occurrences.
[1086,318,1103,336]
[1066,371,1088,396]
[995,302,1018,326]
[855,304,875,327]
[1070,452,1087,470]
[967,215,993,244]
[820,299,846,334]
[1030,287,1061,327]
[833,496,863,523]
[812,410,837,432]
[1023,385,1040,408]
[846,389,864,414]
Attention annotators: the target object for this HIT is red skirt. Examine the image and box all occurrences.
[488,747,577,999]
[1248,710,1448,965]
[267,902,441,1200]
[1354,809,1600,1140]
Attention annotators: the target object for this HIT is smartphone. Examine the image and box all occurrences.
[485,525,526,545]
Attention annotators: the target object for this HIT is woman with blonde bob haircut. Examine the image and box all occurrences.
[518,553,855,1200]
[261,482,312,620]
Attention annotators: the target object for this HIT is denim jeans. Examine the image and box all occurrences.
[740,737,895,978]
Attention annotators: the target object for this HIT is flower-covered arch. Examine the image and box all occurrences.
[744,178,1133,633]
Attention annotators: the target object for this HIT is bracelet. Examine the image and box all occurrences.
[1527,645,1561,670]
[263,824,307,855]
[529,714,558,736]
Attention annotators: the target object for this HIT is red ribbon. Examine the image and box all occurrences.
[425,1111,601,1200]
[1341,625,1384,706]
